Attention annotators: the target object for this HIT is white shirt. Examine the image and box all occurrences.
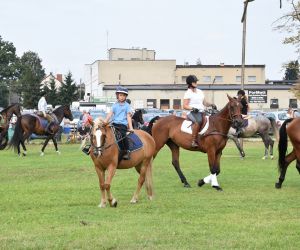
[38,96,47,112]
[183,88,205,111]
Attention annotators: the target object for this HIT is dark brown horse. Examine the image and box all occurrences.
[9,105,73,156]
[89,118,155,208]
[0,103,22,150]
[150,95,243,190]
[131,109,144,129]
[276,118,300,189]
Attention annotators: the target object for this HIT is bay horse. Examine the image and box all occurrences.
[150,95,243,190]
[276,118,300,189]
[9,105,73,156]
[89,118,156,208]
[228,116,279,160]
[0,103,22,150]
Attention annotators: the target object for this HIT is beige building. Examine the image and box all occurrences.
[84,48,299,110]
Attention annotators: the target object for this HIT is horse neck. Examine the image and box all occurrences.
[53,108,64,123]
[212,104,232,133]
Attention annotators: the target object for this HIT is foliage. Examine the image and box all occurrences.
[0,36,19,107]
[58,71,79,105]
[284,60,300,80]
[18,51,45,108]
[44,77,58,107]
[0,142,300,249]
[274,0,300,53]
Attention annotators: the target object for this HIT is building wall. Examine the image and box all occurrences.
[176,66,265,85]
[98,60,176,85]
[109,48,155,60]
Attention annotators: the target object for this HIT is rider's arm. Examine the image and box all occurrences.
[104,111,113,124]
[127,113,133,131]
[183,99,193,110]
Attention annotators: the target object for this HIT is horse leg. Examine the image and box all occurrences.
[260,133,269,160]
[52,137,60,155]
[198,151,222,191]
[275,151,296,189]
[269,137,274,160]
[167,140,191,187]
[94,166,107,208]
[296,160,300,174]
[40,137,51,156]
[229,135,245,158]
[105,164,118,207]
[131,163,146,203]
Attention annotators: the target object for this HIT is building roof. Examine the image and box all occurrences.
[176,64,265,69]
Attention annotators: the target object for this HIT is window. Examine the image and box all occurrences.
[147,99,156,108]
[173,99,181,109]
[203,76,211,82]
[214,76,223,82]
[248,76,256,82]
[236,76,241,82]
[160,99,170,109]
[270,99,279,109]
[289,99,298,108]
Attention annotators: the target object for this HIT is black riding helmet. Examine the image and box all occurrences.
[186,75,198,86]
[237,89,245,96]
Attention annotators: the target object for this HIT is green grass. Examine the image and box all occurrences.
[0,141,300,249]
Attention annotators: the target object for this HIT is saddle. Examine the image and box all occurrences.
[181,116,210,135]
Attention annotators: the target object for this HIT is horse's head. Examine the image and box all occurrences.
[132,109,144,128]
[63,105,73,121]
[91,118,108,156]
[227,94,243,129]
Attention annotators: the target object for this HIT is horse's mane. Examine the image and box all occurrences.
[1,103,20,113]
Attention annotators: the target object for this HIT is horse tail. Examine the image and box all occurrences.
[145,157,154,198]
[8,117,23,151]
[278,118,293,172]
[142,116,160,135]
[267,117,279,141]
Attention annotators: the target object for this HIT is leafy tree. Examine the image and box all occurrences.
[284,60,299,80]
[0,36,19,107]
[18,51,45,108]
[58,72,78,105]
[275,0,300,52]
[46,77,58,107]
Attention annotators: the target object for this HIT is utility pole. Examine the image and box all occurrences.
[241,0,255,90]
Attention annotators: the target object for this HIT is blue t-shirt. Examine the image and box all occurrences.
[111,102,131,126]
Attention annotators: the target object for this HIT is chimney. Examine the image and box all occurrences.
[56,74,63,82]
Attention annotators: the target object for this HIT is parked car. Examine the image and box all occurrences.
[265,111,289,127]
[143,112,170,126]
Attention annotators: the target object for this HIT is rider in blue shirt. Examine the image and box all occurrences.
[104,86,134,160]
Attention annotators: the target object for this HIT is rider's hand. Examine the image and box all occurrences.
[192,107,199,113]
[128,129,134,133]
[211,104,217,110]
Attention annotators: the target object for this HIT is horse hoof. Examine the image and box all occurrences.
[240,156,245,160]
[110,198,117,207]
[184,183,191,188]
[40,152,44,157]
[98,203,106,208]
[270,155,274,160]
[56,151,61,155]
[148,196,153,201]
[22,153,26,157]
[130,198,138,204]
[212,185,223,191]
[198,179,205,187]
[262,156,267,160]
[275,183,282,189]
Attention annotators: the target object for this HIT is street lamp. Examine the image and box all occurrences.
[241,0,255,90]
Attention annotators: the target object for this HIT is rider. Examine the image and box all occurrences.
[104,86,134,160]
[183,75,217,148]
[236,89,249,137]
[38,91,54,134]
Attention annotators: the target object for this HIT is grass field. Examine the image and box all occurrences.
[1,141,300,249]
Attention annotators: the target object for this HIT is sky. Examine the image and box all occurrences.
[0,0,298,83]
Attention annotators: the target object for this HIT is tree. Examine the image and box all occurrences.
[284,60,300,80]
[45,77,58,107]
[58,72,78,105]
[18,51,45,108]
[0,36,19,107]
[275,0,300,52]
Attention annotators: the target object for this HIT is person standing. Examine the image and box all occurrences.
[104,86,134,160]
[237,89,249,115]
[38,91,54,134]
[183,75,216,148]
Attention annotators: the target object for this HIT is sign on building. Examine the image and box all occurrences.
[248,90,267,103]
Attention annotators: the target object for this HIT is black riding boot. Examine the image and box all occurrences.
[123,150,130,160]
[45,122,54,134]
[191,123,200,148]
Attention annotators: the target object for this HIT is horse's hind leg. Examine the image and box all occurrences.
[52,137,60,154]
[131,163,146,203]
[260,133,270,160]
[269,137,274,160]
[296,160,300,174]
[40,137,51,156]
[167,140,191,188]
[275,150,296,189]
[229,135,245,158]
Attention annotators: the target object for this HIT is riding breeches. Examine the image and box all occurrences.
[113,123,129,151]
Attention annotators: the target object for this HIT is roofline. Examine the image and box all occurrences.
[176,64,265,68]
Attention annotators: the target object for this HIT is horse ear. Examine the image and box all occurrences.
[227,94,233,101]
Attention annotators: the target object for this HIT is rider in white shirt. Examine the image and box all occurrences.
[38,92,54,134]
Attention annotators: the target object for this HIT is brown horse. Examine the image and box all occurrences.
[0,103,22,150]
[150,95,243,190]
[89,118,156,208]
[9,105,73,156]
[276,118,300,189]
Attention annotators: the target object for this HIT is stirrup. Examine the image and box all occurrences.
[123,151,130,160]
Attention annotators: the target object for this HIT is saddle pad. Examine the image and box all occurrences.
[30,133,48,139]
[180,116,209,135]
[30,114,48,129]
[127,133,143,152]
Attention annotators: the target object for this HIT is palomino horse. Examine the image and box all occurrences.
[9,105,73,156]
[150,95,243,190]
[276,118,300,189]
[89,118,156,208]
[228,116,279,160]
[0,103,22,150]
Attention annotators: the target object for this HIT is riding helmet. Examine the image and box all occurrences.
[186,75,198,85]
[115,86,128,95]
[237,89,245,96]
